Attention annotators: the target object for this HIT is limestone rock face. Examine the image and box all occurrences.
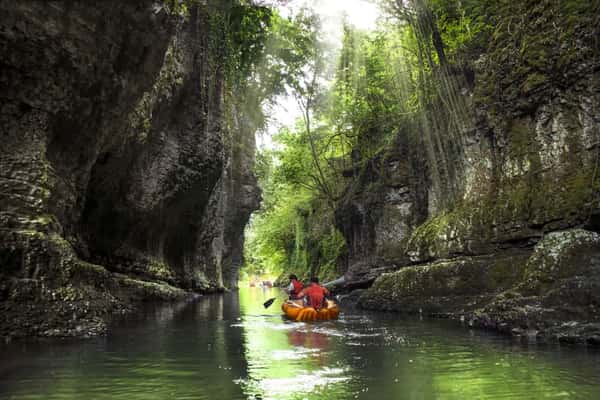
[343,1,600,341]
[0,1,259,337]
[335,133,429,285]
[359,228,600,342]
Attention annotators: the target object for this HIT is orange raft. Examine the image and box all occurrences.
[281,299,340,322]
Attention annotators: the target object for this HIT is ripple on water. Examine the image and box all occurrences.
[232,317,305,331]
[270,347,322,360]
[234,366,351,400]
[337,315,374,325]
[2,289,600,400]
[303,326,383,339]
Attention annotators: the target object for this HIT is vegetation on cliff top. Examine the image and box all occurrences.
[242,0,497,281]
[241,0,598,284]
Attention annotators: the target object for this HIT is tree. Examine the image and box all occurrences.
[269,9,339,207]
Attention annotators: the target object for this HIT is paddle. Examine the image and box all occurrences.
[263,297,276,308]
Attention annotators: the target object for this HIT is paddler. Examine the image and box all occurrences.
[286,274,304,300]
[297,276,329,310]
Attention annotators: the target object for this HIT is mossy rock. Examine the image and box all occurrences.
[358,252,529,314]
[519,229,600,295]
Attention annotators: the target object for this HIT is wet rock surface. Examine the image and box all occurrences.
[0,2,259,338]
[341,1,600,344]
[358,229,600,344]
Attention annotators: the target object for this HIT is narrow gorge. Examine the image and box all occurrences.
[1,0,599,347]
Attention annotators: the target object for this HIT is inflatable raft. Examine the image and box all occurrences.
[281,299,340,322]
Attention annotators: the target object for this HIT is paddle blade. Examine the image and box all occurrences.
[263,298,276,308]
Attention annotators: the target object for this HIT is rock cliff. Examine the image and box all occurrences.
[339,0,600,343]
[0,1,259,337]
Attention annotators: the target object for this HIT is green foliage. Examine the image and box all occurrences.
[241,8,350,279]
[244,130,346,281]
[244,4,444,281]
[270,10,324,95]
[228,4,273,85]
[428,0,495,59]
[245,0,597,283]
[331,25,417,162]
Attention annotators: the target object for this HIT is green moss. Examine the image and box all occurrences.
[72,261,109,277]
[507,118,528,154]
[406,212,453,257]
[119,277,187,301]
[360,253,530,313]
[473,0,596,119]
[15,229,46,238]
[53,285,83,302]
[128,30,187,143]
[522,73,549,93]
[406,160,596,258]
[31,215,52,225]
[486,254,528,289]
[520,229,600,294]
[147,260,176,282]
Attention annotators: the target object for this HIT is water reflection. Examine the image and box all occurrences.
[1,288,600,399]
[235,288,600,400]
[0,294,248,400]
[287,328,330,351]
[235,287,352,400]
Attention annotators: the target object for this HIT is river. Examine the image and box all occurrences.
[1,287,599,399]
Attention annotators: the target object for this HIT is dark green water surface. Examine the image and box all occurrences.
[2,287,600,399]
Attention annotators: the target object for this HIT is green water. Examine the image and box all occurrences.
[1,287,599,400]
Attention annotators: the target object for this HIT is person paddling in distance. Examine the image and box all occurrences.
[297,276,329,310]
[286,274,304,300]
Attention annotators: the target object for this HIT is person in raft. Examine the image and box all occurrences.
[297,276,330,310]
[286,274,304,300]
